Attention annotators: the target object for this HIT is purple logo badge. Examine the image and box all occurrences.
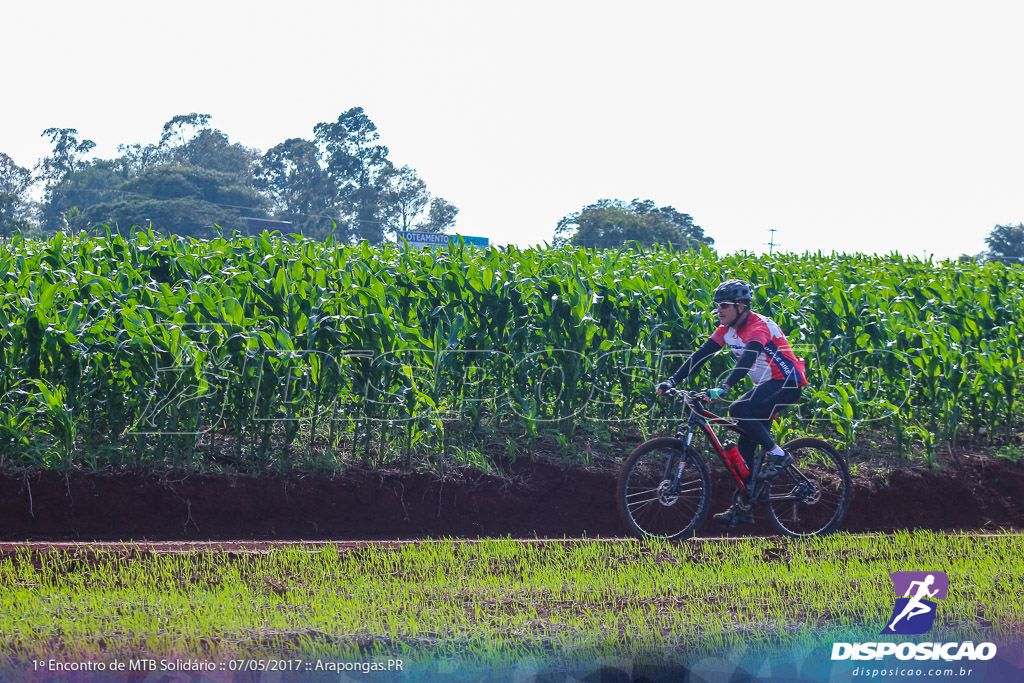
[882,571,949,635]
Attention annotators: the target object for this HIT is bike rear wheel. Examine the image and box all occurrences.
[617,437,711,540]
[765,437,851,537]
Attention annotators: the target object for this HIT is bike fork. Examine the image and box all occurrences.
[667,428,696,488]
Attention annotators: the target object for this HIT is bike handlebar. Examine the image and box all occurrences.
[663,388,712,404]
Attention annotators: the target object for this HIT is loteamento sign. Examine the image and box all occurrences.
[396,231,489,250]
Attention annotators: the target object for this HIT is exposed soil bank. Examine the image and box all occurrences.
[1,454,1022,541]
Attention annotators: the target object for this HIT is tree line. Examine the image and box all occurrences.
[0,109,458,242]
[2,109,1016,256]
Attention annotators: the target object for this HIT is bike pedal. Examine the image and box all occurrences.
[713,506,754,526]
[712,509,736,526]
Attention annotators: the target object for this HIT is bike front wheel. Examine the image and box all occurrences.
[765,436,851,537]
[617,437,711,540]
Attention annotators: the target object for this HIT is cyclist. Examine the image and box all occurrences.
[657,278,806,526]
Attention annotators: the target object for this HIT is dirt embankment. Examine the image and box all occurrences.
[1,454,1022,541]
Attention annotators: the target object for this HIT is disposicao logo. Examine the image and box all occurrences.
[831,570,998,662]
[882,571,949,635]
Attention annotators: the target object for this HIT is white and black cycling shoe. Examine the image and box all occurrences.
[761,450,794,480]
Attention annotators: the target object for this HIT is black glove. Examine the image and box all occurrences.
[656,379,675,396]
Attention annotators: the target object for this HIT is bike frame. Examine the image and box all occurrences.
[669,389,809,504]
[672,390,754,491]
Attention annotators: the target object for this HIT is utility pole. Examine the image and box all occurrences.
[765,228,779,254]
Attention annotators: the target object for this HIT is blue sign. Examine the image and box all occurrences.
[396,231,489,249]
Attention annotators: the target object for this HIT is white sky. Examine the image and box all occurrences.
[4,0,1022,258]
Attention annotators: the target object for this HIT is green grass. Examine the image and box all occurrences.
[1,531,1021,666]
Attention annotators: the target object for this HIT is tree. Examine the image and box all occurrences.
[314,107,391,243]
[114,142,161,177]
[0,152,35,235]
[70,165,266,238]
[418,197,458,233]
[376,164,459,235]
[37,128,98,231]
[114,114,255,179]
[37,128,96,186]
[553,198,714,250]
[254,138,339,238]
[377,165,430,234]
[985,223,1024,264]
[158,113,212,152]
[39,160,124,231]
[175,128,258,179]
[41,115,266,238]
[78,198,249,239]
[121,164,261,208]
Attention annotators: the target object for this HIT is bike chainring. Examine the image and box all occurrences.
[731,489,754,512]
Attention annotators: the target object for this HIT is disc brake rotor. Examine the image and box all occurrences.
[657,480,679,506]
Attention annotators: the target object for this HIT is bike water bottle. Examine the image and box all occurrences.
[723,441,750,478]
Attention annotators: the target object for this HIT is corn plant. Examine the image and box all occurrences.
[1,229,1022,472]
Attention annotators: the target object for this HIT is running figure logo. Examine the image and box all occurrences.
[882,571,949,635]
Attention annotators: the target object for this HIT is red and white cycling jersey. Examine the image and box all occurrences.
[710,312,807,387]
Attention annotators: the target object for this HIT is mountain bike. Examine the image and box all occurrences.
[617,388,851,539]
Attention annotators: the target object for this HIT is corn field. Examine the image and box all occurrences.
[1,229,1021,473]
